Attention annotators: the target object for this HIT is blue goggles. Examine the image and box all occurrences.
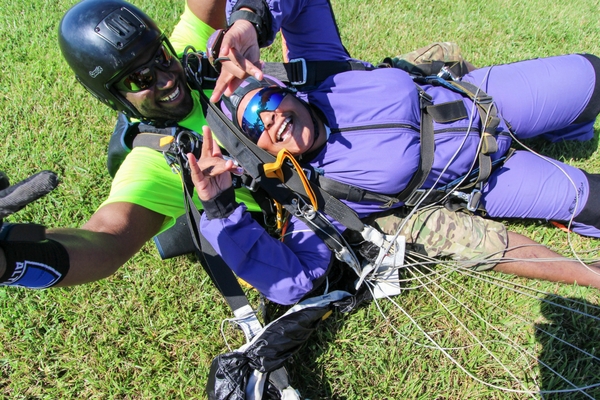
[240,86,291,142]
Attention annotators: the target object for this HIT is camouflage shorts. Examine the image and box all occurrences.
[369,206,508,271]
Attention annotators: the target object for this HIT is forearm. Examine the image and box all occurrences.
[45,228,137,286]
[201,192,332,304]
[0,203,164,289]
[0,226,123,289]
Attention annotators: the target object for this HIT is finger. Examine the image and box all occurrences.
[201,126,222,158]
[211,71,243,102]
[186,153,205,187]
[228,47,263,80]
[201,126,214,158]
[196,158,235,177]
[223,77,245,98]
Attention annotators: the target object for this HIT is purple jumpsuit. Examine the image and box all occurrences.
[201,0,600,304]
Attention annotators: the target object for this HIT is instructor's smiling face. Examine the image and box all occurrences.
[117,44,194,121]
[237,87,315,156]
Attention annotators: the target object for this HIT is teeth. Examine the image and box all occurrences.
[277,117,292,141]
[160,86,180,102]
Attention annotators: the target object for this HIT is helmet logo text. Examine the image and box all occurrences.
[89,66,103,78]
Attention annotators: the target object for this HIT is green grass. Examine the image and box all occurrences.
[1,0,600,398]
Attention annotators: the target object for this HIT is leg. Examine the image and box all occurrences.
[482,151,600,237]
[492,231,600,289]
[464,54,600,140]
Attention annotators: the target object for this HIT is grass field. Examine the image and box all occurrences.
[1,0,600,398]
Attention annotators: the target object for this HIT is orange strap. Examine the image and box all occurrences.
[263,148,318,210]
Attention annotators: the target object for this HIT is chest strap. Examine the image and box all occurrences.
[262,59,372,89]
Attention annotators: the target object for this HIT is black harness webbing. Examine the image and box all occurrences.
[447,80,500,190]
[184,47,372,93]
[302,81,500,210]
[262,59,372,88]
[391,88,436,207]
[177,154,253,312]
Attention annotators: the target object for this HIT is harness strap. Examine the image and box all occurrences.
[391,87,436,207]
[262,59,372,88]
[202,90,365,233]
[446,80,500,190]
[314,174,396,204]
[202,91,364,273]
[295,82,498,211]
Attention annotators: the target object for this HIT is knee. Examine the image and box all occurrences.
[573,171,600,229]
[573,54,600,124]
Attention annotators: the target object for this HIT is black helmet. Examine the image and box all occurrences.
[58,0,171,119]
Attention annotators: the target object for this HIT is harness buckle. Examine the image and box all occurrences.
[299,167,311,181]
[452,189,482,212]
[289,58,307,86]
[467,189,482,212]
[244,177,260,192]
[403,189,427,207]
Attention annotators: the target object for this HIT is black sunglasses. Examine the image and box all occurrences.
[114,44,174,92]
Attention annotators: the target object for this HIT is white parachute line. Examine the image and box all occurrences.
[430,266,600,396]
[366,268,545,394]
[372,70,491,259]
[453,267,600,321]
[366,261,527,350]
[364,278,484,351]
[367,259,600,395]
[419,266,577,396]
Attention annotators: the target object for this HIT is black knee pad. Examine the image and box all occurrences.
[573,54,600,124]
[573,171,600,229]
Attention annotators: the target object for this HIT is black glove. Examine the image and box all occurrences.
[0,170,59,241]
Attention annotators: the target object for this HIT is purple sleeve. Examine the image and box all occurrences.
[227,0,352,61]
[200,203,333,305]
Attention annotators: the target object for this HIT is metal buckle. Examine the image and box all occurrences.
[403,189,427,207]
[289,58,307,86]
[244,178,260,192]
[302,167,312,180]
[467,189,482,212]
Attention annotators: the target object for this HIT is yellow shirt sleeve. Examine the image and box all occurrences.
[169,2,216,56]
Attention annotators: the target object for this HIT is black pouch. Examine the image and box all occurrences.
[153,215,197,259]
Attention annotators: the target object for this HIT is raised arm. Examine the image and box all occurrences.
[187,127,333,304]
[211,0,351,100]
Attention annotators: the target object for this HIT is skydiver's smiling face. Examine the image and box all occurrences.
[237,88,324,156]
[117,46,194,121]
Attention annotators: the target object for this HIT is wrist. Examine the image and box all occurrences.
[201,186,239,220]
[229,0,272,46]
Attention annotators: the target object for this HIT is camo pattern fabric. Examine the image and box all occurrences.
[389,42,474,78]
[370,206,508,271]
[395,42,465,65]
